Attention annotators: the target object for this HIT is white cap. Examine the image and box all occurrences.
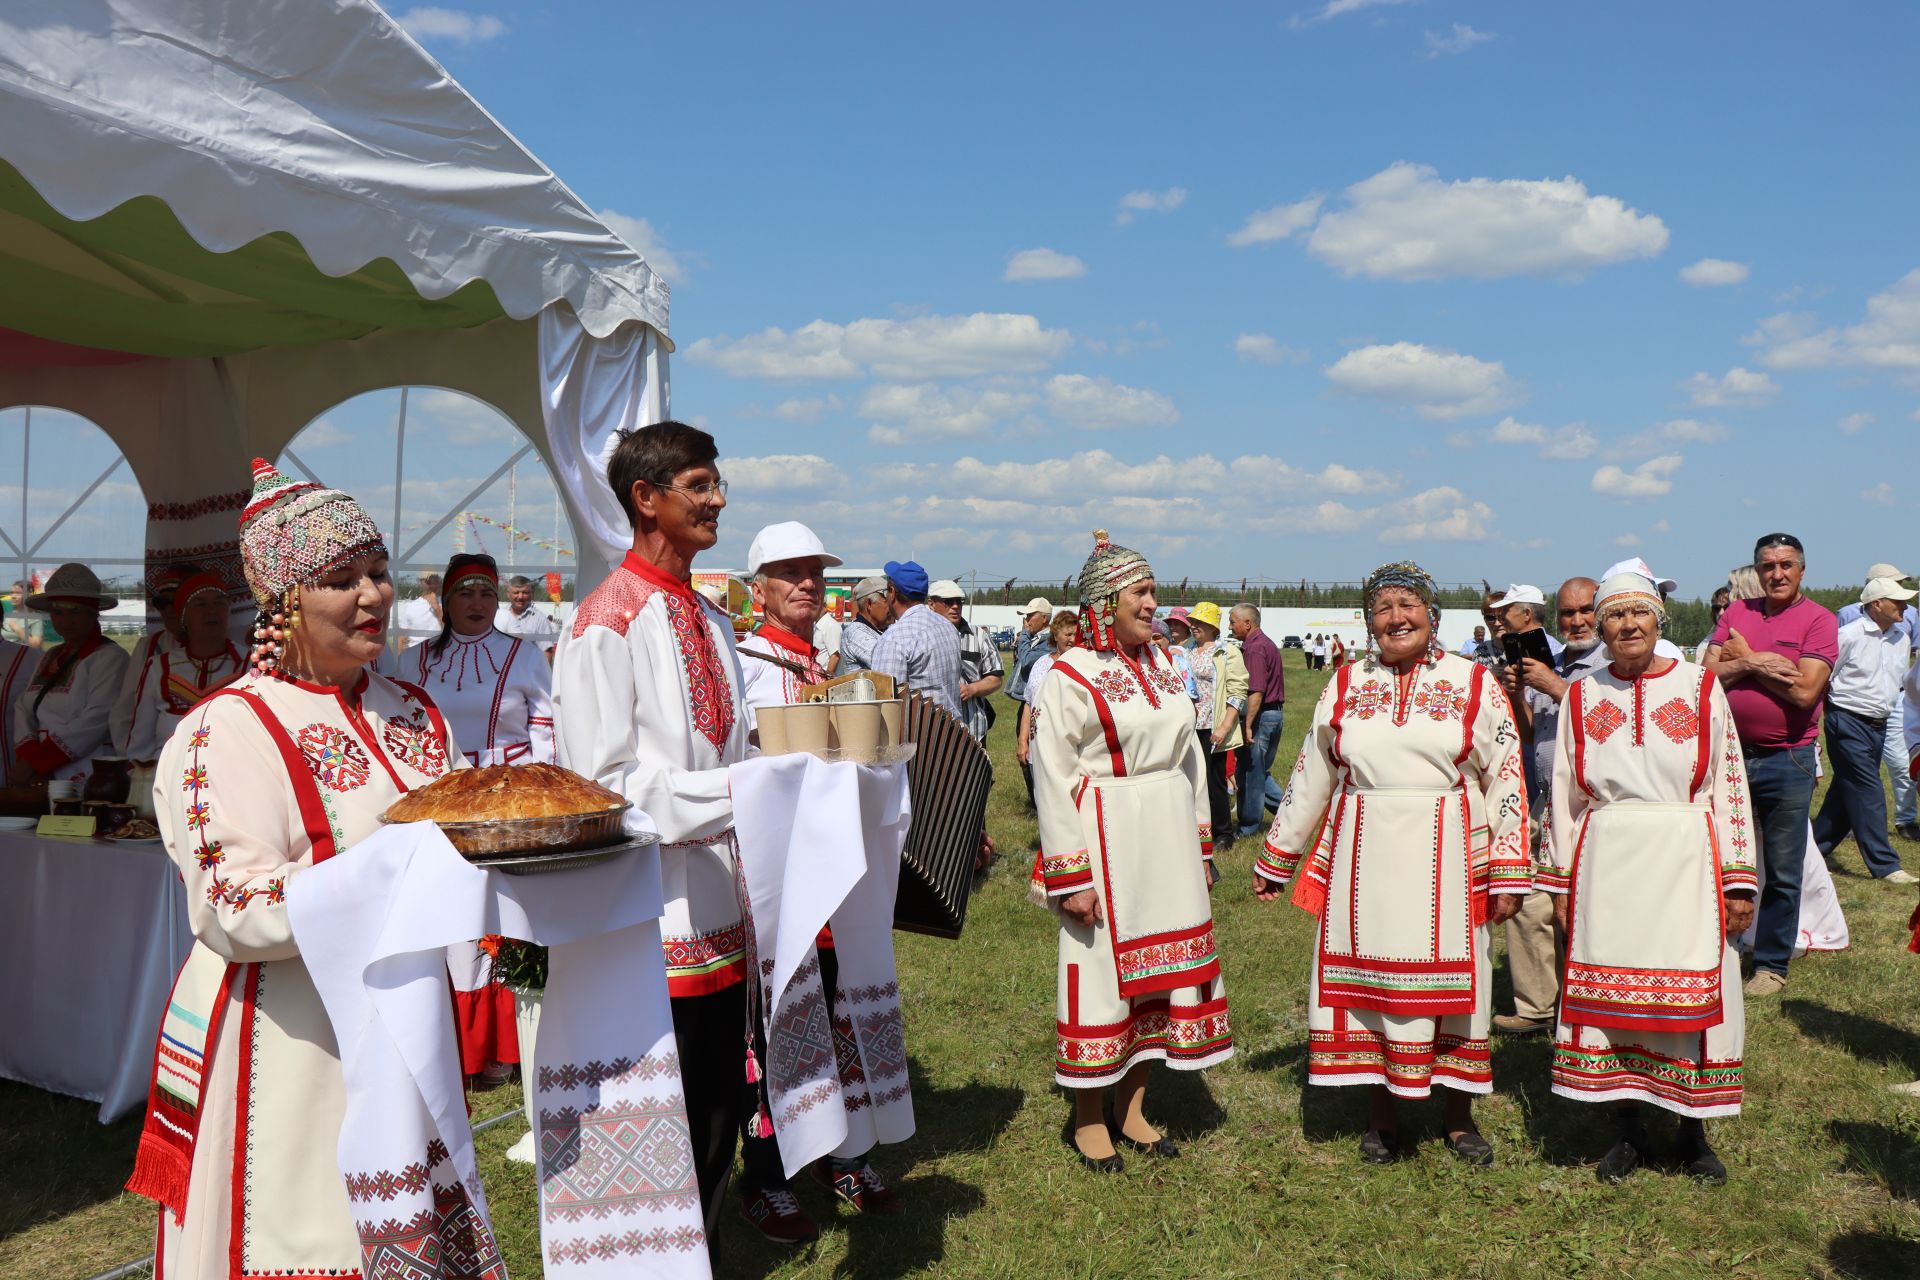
[745,521,843,576]
[1023,596,1053,615]
[1866,562,1909,582]
[928,579,966,601]
[1596,571,1665,616]
[1489,583,1546,609]
[1601,557,1677,595]
[1862,576,1918,604]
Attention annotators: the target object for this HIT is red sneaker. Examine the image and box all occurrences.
[812,1163,904,1216]
[739,1185,819,1245]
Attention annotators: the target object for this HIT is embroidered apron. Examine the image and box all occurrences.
[1080,771,1220,999]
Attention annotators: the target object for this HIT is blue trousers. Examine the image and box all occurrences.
[1746,743,1818,977]
[1237,707,1286,834]
[1812,705,1905,876]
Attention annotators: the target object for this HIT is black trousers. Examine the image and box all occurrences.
[671,982,749,1248]
[1197,728,1234,843]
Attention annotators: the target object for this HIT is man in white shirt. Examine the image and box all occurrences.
[1837,562,1920,840]
[494,573,558,646]
[1812,577,1918,882]
[393,572,440,652]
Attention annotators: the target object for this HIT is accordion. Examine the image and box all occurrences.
[893,691,992,939]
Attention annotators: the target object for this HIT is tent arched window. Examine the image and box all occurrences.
[0,404,149,619]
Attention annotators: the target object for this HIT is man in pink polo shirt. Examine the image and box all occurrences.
[1704,532,1840,996]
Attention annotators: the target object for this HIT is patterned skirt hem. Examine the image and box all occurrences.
[1549,1079,1741,1119]
[1306,1063,1493,1098]
[1054,1042,1233,1091]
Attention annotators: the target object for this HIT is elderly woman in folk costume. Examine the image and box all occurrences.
[1031,532,1230,1172]
[1539,570,1755,1183]
[10,562,131,783]
[126,460,478,1280]
[1256,561,1529,1166]
[123,573,244,764]
[408,551,555,1088]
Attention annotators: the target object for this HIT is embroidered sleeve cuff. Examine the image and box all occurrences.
[1721,867,1759,894]
[1530,863,1572,894]
[16,738,67,774]
[1041,849,1094,896]
[1255,842,1298,885]
[1486,865,1534,894]
[1198,824,1214,859]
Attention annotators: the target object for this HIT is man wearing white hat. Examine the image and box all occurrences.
[928,579,1004,742]
[737,522,843,717]
[1838,563,1920,840]
[1813,577,1919,882]
[1007,597,1054,809]
[11,562,130,784]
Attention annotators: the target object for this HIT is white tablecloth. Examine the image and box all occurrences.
[0,828,188,1121]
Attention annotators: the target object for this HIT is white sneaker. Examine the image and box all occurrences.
[1881,869,1919,885]
[1886,1079,1920,1097]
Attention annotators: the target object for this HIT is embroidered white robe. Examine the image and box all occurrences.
[552,551,752,998]
[126,670,470,1280]
[0,638,34,786]
[112,627,178,757]
[1542,658,1755,1117]
[1031,645,1231,1089]
[736,626,825,725]
[409,628,555,767]
[124,642,245,763]
[12,634,130,781]
[1259,654,1530,1098]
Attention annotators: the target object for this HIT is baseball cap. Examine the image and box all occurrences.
[883,560,929,596]
[851,575,889,602]
[928,579,966,601]
[1489,583,1546,609]
[1023,596,1052,615]
[1600,557,1678,595]
[1861,577,1918,604]
[1866,562,1910,582]
[746,521,842,576]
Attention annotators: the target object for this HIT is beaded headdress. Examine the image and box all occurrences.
[1362,560,1441,667]
[1077,529,1153,653]
[444,553,499,595]
[238,458,387,674]
[1594,572,1667,626]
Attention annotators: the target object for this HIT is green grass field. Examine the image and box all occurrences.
[6,652,1920,1278]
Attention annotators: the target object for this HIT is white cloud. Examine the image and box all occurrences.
[721,454,845,493]
[1235,333,1307,365]
[1115,187,1188,225]
[1613,533,1641,548]
[1425,24,1494,57]
[413,389,516,445]
[293,418,354,449]
[859,383,1038,441]
[1378,486,1495,542]
[1684,366,1778,408]
[595,209,694,284]
[1752,268,1920,370]
[1324,342,1519,420]
[1004,248,1088,282]
[769,395,843,424]
[1043,375,1179,429]
[397,7,506,45]
[1592,454,1684,499]
[1304,162,1668,281]
[1294,0,1418,25]
[872,449,1390,504]
[1862,482,1898,506]
[686,312,1072,381]
[1679,258,1749,287]
[1621,418,1729,453]
[1839,411,1875,435]
[1227,195,1324,248]
[1476,416,1597,459]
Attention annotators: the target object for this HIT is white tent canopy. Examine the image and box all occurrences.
[0,0,668,595]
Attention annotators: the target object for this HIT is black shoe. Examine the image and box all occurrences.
[1359,1129,1399,1164]
[1064,1125,1124,1174]
[1445,1129,1494,1167]
[1115,1131,1179,1158]
[1675,1123,1727,1184]
[1895,822,1920,842]
[1596,1136,1646,1184]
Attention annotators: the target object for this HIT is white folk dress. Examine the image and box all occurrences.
[112,628,177,758]
[409,628,554,1073]
[11,633,130,781]
[1541,658,1754,1117]
[123,641,245,762]
[1259,653,1530,1099]
[1031,645,1231,1089]
[0,637,34,786]
[552,551,752,999]
[126,669,468,1280]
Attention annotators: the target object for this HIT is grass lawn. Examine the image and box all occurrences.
[6,652,1920,1278]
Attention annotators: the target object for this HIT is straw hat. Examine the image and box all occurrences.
[25,563,118,611]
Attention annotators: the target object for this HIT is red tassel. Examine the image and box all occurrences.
[125,1133,191,1225]
[750,1105,775,1139]
[744,1046,761,1085]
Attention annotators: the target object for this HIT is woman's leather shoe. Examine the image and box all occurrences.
[1359,1129,1399,1164]
[1115,1132,1179,1157]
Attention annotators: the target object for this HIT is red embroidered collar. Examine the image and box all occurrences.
[1609,657,1678,683]
[623,550,702,604]
[32,632,105,685]
[754,623,817,660]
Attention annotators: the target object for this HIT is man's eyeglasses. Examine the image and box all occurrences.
[651,476,728,501]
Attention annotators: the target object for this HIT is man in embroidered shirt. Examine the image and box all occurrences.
[1230,604,1285,838]
[838,576,891,673]
[871,560,963,718]
[1705,532,1841,995]
[1836,562,1920,841]
[550,421,760,1254]
[928,579,1003,742]
[1812,577,1918,883]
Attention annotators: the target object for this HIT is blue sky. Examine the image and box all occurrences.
[9,2,1917,597]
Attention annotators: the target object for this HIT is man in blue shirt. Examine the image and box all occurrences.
[1836,563,1919,839]
[1006,597,1052,812]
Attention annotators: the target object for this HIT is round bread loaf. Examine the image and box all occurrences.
[384,761,624,824]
